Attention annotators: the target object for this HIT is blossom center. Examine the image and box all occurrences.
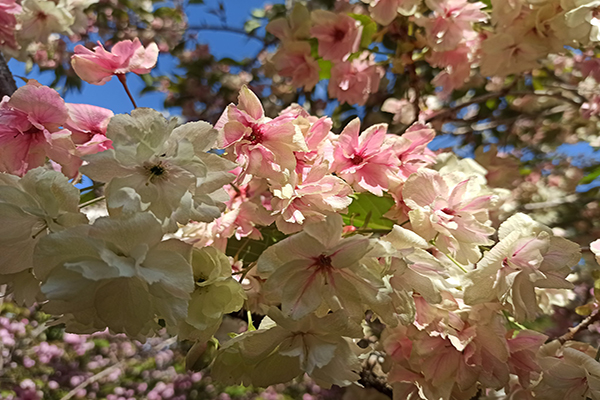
[333,28,346,42]
[247,124,264,145]
[350,153,364,165]
[314,254,333,271]
[144,161,168,184]
[441,207,456,216]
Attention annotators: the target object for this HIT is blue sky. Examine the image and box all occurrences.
[8,0,280,114]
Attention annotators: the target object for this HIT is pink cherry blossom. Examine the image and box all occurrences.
[331,119,398,196]
[272,41,320,91]
[362,0,420,25]
[592,239,600,265]
[328,55,383,106]
[216,86,307,185]
[294,116,335,176]
[0,0,21,50]
[417,0,488,51]
[0,81,80,178]
[65,103,113,156]
[402,169,496,263]
[71,38,159,85]
[310,10,362,62]
[272,163,353,234]
[388,123,436,184]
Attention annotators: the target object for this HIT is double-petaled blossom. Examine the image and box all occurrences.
[564,0,600,44]
[331,119,398,196]
[464,213,580,321]
[417,0,488,51]
[0,0,21,50]
[81,108,236,230]
[272,41,320,91]
[361,0,420,25]
[0,81,81,178]
[310,10,362,62]
[328,55,383,106]
[402,169,496,264]
[256,213,391,322]
[65,103,113,156]
[212,308,362,388]
[18,0,75,44]
[534,340,600,400]
[271,162,353,234]
[71,38,159,85]
[0,168,88,305]
[266,3,311,43]
[383,297,513,400]
[216,86,308,186]
[33,212,195,338]
[388,124,436,185]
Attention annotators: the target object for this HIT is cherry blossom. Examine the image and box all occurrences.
[256,213,390,321]
[310,10,362,62]
[216,86,307,186]
[71,38,159,85]
[361,0,420,25]
[272,41,320,91]
[0,0,21,50]
[331,119,397,196]
[0,81,81,178]
[402,169,496,264]
[328,55,383,106]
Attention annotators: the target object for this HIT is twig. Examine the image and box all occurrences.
[358,367,393,398]
[79,195,106,209]
[558,309,600,344]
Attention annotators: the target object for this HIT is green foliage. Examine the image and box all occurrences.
[349,14,377,48]
[226,226,287,264]
[342,193,396,230]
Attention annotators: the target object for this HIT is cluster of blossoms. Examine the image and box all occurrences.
[266,0,600,109]
[267,4,384,106]
[0,72,598,398]
[0,1,599,399]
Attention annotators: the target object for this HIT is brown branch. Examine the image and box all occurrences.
[358,368,393,399]
[558,309,600,344]
[0,52,17,97]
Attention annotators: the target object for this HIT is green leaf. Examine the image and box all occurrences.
[581,165,600,184]
[342,193,395,230]
[226,226,287,264]
[349,14,377,48]
[251,8,266,18]
[318,59,332,80]
[244,19,262,33]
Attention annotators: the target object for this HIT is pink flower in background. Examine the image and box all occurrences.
[272,41,320,91]
[331,118,398,195]
[328,56,383,106]
[0,81,80,178]
[310,10,362,62]
[65,103,113,156]
[362,0,420,25]
[71,38,159,85]
[0,0,21,50]
[417,0,487,51]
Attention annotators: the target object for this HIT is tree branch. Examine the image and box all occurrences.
[558,309,600,344]
[0,52,17,97]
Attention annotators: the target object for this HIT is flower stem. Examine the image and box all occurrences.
[117,74,138,109]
